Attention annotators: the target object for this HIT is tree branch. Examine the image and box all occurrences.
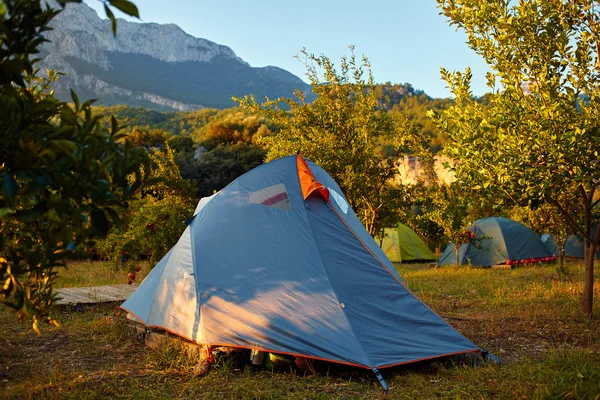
[550,196,593,242]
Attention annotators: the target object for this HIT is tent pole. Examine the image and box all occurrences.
[371,367,389,392]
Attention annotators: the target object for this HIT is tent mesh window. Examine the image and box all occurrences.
[328,187,349,214]
[248,183,291,211]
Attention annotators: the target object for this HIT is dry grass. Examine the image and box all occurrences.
[56,260,152,288]
[1,260,599,399]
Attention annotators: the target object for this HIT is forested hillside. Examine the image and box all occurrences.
[92,84,480,200]
[95,105,276,198]
[376,83,491,152]
[98,84,490,156]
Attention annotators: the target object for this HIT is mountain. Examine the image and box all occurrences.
[39,2,310,111]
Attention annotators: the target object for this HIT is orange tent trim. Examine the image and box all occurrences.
[296,154,329,201]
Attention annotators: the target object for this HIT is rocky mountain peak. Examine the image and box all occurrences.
[38,1,308,110]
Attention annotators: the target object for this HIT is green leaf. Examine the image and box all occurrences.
[104,4,117,36]
[2,173,18,201]
[110,115,119,136]
[108,0,140,18]
[51,139,78,154]
[70,89,80,111]
[105,207,121,226]
[0,208,14,219]
[12,290,24,311]
[82,98,97,108]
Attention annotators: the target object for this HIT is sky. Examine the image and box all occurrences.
[84,0,491,98]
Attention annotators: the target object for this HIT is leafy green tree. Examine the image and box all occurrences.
[123,126,168,149]
[510,201,572,276]
[95,106,277,144]
[176,144,266,197]
[96,106,273,197]
[432,0,600,315]
[0,0,143,331]
[410,215,444,255]
[96,146,196,275]
[236,48,427,235]
[142,145,197,200]
[400,182,446,255]
[427,183,477,264]
[167,135,195,154]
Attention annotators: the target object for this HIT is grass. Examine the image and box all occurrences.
[56,259,153,288]
[1,260,599,399]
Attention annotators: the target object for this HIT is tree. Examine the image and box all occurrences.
[427,183,477,264]
[510,200,574,276]
[432,0,600,315]
[122,126,168,149]
[96,146,196,273]
[236,48,428,235]
[167,135,195,154]
[176,144,266,197]
[0,0,143,331]
[401,182,447,255]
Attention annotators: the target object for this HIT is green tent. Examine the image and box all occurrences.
[381,224,436,262]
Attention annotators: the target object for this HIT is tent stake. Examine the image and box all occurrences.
[372,367,388,393]
[481,350,502,365]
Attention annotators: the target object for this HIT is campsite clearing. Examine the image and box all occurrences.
[1,260,599,399]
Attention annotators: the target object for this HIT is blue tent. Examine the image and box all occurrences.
[541,233,600,259]
[122,155,481,389]
[438,217,552,267]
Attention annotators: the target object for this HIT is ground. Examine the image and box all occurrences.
[1,260,599,399]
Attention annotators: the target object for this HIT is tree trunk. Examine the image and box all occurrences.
[582,246,595,316]
[557,236,567,276]
[550,195,596,316]
[368,213,377,237]
[455,244,460,266]
[582,227,599,316]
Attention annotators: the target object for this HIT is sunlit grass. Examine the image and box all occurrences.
[1,260,599,398]
[398,260,600,316]
[55,259,152,288]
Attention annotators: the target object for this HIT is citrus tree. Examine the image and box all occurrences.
[0,0,144,331]
[236,48,429,235]
[432,0,600,315]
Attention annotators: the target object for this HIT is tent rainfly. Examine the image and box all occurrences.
[541,233,600,259]
[438,217,553,267]
[122,155,483,390]
[380,224,436,262]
